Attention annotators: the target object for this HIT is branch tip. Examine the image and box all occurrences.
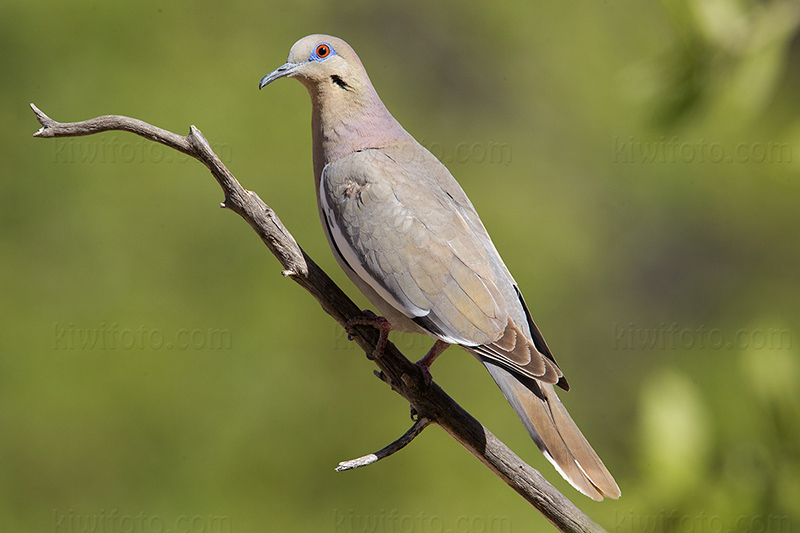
[336,454,379,471]
[30,103,52,136]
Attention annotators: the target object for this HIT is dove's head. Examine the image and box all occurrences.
[259,35,409,170]
[259,35,373,98]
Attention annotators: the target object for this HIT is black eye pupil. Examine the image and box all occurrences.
[318,46,328,57]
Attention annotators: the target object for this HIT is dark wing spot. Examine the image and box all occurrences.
[331,75,351,90]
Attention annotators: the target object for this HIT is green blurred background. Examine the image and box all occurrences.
[3,0,800,531]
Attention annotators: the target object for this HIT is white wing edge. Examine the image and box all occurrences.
[320,164,429,319]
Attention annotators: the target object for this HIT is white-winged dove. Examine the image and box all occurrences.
[260,35,620,501]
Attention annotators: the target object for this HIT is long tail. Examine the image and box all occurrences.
[482,359,620,501]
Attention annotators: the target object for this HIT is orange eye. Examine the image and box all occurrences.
[316,44,330,58]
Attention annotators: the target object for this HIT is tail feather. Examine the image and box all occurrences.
[482,359,620,501]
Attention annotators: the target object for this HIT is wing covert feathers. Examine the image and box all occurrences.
[472,317,563,385]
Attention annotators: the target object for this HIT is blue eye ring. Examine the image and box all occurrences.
[310,42,335,61]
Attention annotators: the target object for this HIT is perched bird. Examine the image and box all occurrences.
[259,35,620,501]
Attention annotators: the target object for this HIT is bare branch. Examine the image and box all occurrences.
[30,104,609,533]
[31,103,194,155]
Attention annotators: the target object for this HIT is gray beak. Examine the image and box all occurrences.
[259,62,301,89]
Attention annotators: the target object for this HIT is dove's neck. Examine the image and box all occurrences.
[308,82,411,183]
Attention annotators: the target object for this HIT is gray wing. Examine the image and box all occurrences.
[320,144,562,383]
[321,146,503,345]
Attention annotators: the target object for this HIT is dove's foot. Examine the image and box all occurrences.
[346,311,392,360]
[414,340,450,386]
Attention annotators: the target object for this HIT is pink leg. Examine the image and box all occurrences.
[415,340,451,386]
[345,311,393,360]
